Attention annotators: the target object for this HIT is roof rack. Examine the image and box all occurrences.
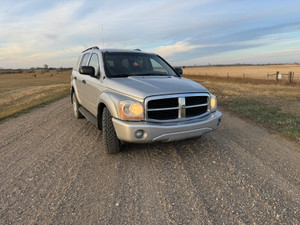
[82,46,99,53]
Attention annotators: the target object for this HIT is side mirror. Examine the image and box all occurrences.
[80,66,95,77]
[174,67,183,75]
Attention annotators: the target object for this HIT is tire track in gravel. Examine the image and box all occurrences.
[0,97,299,224]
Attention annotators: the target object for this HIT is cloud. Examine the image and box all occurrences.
[0,1,86,68]
[154,41,202,57]
[1,0,300,68]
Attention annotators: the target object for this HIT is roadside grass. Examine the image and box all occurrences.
[226,98,300,141]
[0,70,71,121]
[184,75,300,145]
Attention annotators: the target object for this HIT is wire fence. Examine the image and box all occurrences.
[182,67,300,83]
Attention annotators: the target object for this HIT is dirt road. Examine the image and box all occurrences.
[1,97,299,224]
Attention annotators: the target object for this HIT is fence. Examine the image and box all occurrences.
[267,71,294,83]
[182,66,300,84]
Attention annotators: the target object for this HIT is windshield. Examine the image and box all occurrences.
[103,52,178,78]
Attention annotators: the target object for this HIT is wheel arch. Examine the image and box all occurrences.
[97,93,120,130]
[71,86,75,103]
[97,103,106,130]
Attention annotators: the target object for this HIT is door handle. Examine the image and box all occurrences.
[82,80,86,84]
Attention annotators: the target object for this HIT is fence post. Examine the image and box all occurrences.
[276,71,279,81]
[243,73,245,79]
[227,73,229,78]
[288,71,293,83]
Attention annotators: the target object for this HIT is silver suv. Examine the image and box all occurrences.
[71,47,222,153]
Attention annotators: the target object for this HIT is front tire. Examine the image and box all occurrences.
[102,107,121,154]
[72,93,84,119]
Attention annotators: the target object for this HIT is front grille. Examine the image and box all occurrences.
[148,98,178,109]
[146,94,209,121]
[186,106,208,117]
[186,96,207,105]
[148,109,178,120]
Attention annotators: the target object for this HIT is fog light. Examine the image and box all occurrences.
[135,130,144,138]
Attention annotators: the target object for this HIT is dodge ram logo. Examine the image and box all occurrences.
[179,97,186,118]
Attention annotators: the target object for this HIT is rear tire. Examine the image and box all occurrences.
[72,93,84,119]
[102,107,121,154]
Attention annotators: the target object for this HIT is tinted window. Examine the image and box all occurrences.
[88,54,100,77]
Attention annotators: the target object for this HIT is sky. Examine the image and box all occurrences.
[0,0,300,69]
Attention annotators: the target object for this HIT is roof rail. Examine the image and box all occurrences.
[82,46,99,53]
[134,49,141,51]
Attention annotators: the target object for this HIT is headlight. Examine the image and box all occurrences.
[209,94,217,112]
[119,100,144,120]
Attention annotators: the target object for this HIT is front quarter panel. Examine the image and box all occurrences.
[98,92,143,119]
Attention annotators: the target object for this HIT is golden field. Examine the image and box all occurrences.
[0,70,71,120]
[183,64,300,82]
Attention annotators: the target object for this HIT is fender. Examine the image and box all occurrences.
[71,78,82,104]
[97,91,144,119]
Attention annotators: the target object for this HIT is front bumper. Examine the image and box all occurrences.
[112,111,222,143]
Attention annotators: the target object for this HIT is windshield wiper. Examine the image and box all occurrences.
[111,74,134,78]
[139,73,170,76]
[111,73,173,78]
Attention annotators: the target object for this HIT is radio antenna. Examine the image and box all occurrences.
[101,24,104,49]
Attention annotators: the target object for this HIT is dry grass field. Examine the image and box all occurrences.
[183,64,300,82]
[184,75,300,144]
[0,70,71,120]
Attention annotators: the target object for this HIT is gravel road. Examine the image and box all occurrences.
[0,97,299,224]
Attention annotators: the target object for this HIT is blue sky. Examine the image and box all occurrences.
[1,0,300,68]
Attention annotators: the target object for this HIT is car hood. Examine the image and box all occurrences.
[106,76,209,99]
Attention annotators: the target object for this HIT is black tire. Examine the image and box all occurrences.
[102,107,121,154]
[72,93,84,119]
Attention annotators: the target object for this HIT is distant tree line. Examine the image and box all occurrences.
[0,66,72,74]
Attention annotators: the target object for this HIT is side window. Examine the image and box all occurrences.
[88,54,100,77]
[80,53,90,68]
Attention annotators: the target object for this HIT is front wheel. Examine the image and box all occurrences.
[102,107,121,154]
